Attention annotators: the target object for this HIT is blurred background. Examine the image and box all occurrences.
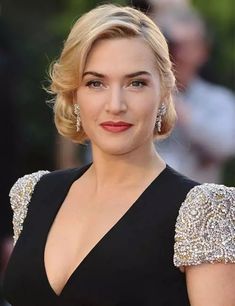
[0,0,234,305]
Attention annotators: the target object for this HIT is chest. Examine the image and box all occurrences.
[3,170,190,306]
[44,190,150,295]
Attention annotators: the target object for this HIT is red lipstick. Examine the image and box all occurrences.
[100,121,133,133]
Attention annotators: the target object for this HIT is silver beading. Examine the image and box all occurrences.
[156,103,167,133]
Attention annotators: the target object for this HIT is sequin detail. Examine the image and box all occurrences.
[174,183,235,268]
[9,170,49,245]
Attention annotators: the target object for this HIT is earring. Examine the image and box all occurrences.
[74,103,81,132]
[156,103,167,133]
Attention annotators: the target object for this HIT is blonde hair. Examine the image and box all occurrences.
[49,4,177,143]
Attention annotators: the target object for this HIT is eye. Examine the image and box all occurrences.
[129,80,147,88]
[86,80,103,88]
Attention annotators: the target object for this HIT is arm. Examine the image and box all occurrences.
[174,184,235,306]
[185,263,235,306]
[0,237,13,278]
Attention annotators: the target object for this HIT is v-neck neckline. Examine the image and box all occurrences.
[41,163,170,298]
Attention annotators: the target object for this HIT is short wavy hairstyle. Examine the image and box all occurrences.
[49,4,177,143]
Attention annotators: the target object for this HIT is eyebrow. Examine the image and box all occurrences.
[82,71,152,78]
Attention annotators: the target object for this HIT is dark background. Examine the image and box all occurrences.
[0,0,234,238]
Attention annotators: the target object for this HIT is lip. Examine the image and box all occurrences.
[100,121,133,133]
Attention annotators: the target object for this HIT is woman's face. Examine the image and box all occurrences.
[75,37,162,156]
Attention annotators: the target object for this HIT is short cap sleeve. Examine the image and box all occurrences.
[174,183,235,268]
[9,170,49,245]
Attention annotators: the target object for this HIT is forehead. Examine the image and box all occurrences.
[84,37,157,74]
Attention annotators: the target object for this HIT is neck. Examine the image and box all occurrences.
[87,142,165,190]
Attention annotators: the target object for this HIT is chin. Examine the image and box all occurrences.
[91,136,129,154]
[101,144,134,156]
[92,136,149,157]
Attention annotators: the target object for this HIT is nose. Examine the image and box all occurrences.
[105,86,127,114]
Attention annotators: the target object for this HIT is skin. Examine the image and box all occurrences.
[0,237,13,279]
[185,263,235,306]
[77,37,163,158]
[44,37,235,304]
[44,37,166,295]
[168,22,235,305]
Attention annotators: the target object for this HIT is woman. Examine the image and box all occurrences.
[3,4,235,306]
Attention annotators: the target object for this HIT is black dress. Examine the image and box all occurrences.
[3,164,199,306]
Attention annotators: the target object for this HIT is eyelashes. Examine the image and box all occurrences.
[129,80,147,88]
[85,79,148,89]
[85,80,103,88]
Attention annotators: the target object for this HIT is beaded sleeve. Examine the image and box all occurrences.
[9,170,49,245]
[174,183,235,269]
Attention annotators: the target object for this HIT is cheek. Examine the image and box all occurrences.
[77,93,101,122]
[141,96,160,131]
[136,94,159,121]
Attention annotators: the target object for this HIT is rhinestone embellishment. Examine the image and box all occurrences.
[174,183,235,268]
[9,170,49,245]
